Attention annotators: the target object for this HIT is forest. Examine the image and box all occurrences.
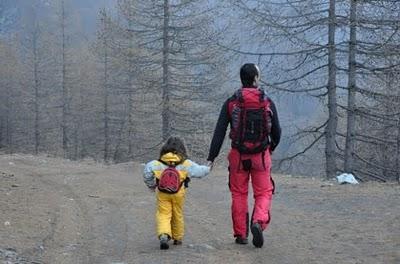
[0,0,399,182]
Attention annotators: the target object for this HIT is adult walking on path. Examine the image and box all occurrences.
[207,63,281,248]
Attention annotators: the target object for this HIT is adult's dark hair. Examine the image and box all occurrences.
[240,63,260,87]
[159,136,188,161]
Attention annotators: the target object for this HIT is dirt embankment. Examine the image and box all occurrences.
[1,154,399,264]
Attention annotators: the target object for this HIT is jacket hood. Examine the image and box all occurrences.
[160,152,184,165]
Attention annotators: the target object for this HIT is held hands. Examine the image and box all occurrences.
[148,185,156,192]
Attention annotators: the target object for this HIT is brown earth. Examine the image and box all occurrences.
[1,154,399,264]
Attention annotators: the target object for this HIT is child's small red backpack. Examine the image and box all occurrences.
[157,166,182,194]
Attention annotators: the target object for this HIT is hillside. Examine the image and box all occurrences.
[1,154,399,264]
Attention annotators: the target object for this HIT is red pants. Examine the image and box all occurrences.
[228,148,274,238]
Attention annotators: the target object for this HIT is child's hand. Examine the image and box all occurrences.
[148,186,156,192]
[188,161,212,178]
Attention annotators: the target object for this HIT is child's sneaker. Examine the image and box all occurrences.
[159,234,169,250]
[173,240,182,245]
[235,236,248,244]
[251,222,264,248]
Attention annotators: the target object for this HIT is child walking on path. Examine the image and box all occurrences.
[143,137,210,250]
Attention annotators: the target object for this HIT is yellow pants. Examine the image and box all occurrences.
[156,190,186,240]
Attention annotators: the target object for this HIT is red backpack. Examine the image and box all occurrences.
[228,88,272,154]
[157,166,182,194]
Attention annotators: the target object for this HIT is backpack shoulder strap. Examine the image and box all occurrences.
[259,88,273,108]
[233,88,244,103]
[178,160,192,188]
[258,88,268,101]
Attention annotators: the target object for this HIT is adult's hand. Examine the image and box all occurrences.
[206,160,214,171]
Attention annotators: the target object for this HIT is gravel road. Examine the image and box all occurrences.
[1,154,399,264]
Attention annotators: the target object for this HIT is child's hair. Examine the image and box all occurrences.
[159,136,188,161]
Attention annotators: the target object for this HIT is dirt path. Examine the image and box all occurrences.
[1,154,399,264]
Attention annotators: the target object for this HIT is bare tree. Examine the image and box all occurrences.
[0,40,19,153]
[344,0,357,173]
[340,0,400,181]
[325,0,339,179]
[59,0,69,158]
[114,0,226,160]
[95,9,113,162]
[229,0,400,181]
[229,0,340,178]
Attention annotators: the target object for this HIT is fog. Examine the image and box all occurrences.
[1,0,399,181]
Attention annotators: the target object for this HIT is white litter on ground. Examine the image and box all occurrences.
[337,173,359,184]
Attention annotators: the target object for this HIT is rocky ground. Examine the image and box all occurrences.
[1,154,399,264]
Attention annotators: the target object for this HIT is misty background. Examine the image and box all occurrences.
[0,0,399,182]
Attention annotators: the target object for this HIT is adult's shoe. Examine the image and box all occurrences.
[251,223,264,248]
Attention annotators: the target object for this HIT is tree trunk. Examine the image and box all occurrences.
[127,14,134,158]
[0,118,3,146]
[162,0,170,141]
[397,116,400,183]
[127,85,134,158]
[344,0,357,173]
[73,83,84,160]
[61,0,68,158]
[5,85,12,154]
[33,22,40,155]
[75,85,85,160]
[72,124,78,160]
[325,0,338,179]
[103,30,110,162]
[113,119,126,162]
